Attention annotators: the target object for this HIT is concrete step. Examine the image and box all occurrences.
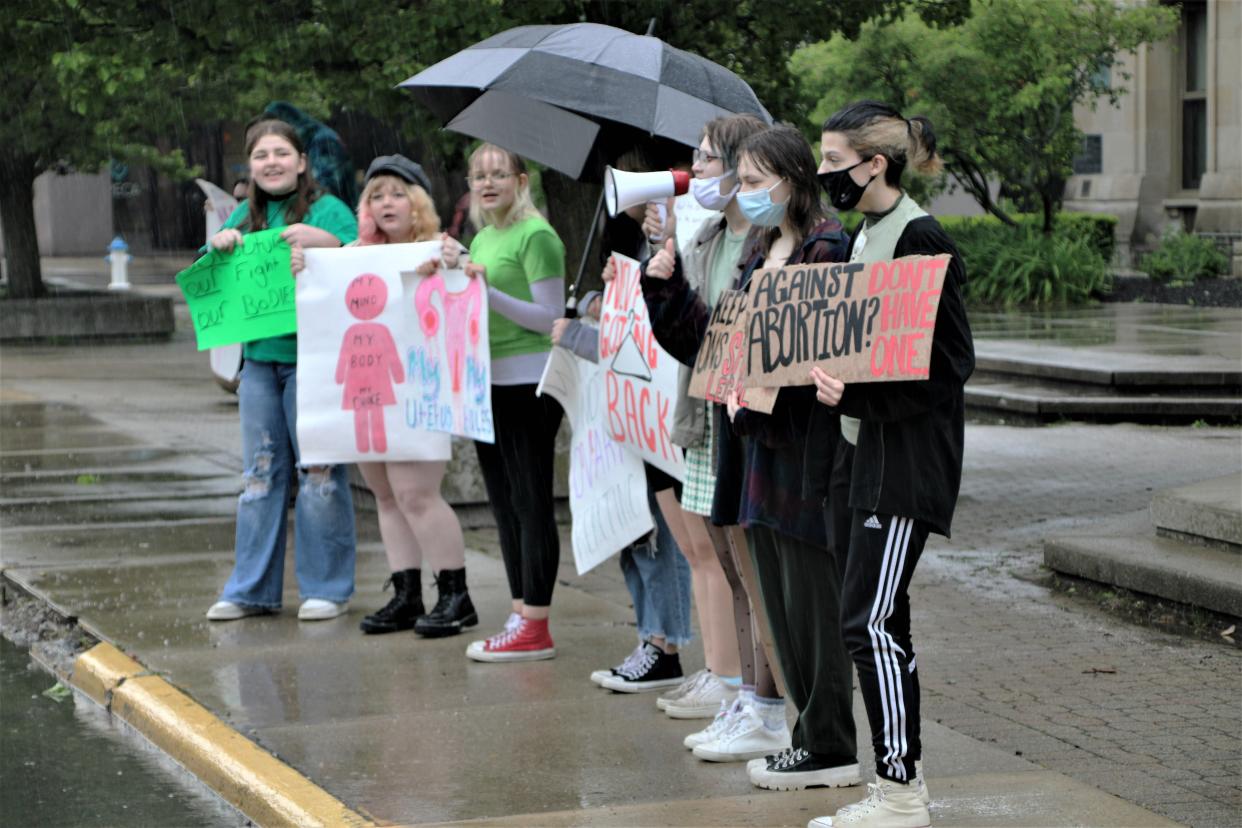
[1044,511,1242,616]
[966,380,1242,421]
[1150,473,1242,548]
[974,341,1242,389]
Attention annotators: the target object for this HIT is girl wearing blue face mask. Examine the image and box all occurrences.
[644,124,860,791]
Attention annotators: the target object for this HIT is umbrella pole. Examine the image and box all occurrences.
[565,187,605,319]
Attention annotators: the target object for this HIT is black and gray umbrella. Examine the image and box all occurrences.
[399,22,772,179]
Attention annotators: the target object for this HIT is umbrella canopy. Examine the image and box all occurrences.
[400,22,772,178]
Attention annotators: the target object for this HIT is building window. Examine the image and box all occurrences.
[1073,134,1103,175]
[1181,0,1208,190]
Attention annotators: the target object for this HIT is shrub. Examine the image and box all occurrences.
[938,211,1117,262]
[1140,229,1229,283]
[959,227,1112,306]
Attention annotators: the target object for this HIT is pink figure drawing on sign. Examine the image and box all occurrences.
[336,274,403,453]
[414,274,482,394]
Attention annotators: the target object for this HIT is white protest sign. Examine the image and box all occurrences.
[196,179,239,242]
[599,252,685,481]
[538,346,653,575]
[673,192,715,254]
[296,243,494,465]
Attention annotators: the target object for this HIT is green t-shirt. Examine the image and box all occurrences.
[469,215,565,360]
[218,193,358,364]
[707,226,747,306]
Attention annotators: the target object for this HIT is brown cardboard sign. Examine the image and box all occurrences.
[745,254,951,387]
[687,288,776,413]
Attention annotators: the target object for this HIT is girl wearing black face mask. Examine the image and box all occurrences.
[804,101,975,828]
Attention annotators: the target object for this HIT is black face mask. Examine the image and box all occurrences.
[818,160,876,211]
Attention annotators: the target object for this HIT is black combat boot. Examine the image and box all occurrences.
[414,567,478,638]
[359,569,423,634]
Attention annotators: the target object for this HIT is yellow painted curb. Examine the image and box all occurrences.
[72,642,374,828]
[72,641,144,706]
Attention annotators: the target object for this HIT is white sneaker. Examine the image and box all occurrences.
[592,643,644,686]
[808,779,931,828]
[657,668,707,711]
[297,598,348,620]
[663,672,735,719]
[914,760,930,805]
[205,601,270,621]
[692,703,792,762]
[683,698,739,749]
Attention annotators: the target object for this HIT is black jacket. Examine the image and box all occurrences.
[644,219,851,545]
[803,216,974,537]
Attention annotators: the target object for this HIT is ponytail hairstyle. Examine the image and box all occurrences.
[822,100,942,187]
[467,143,540,230]
[737,124,826,254]
[243,119,320,232]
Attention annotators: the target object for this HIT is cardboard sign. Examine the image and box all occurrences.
[537,346,653,575]
[686,288,777,414]
[176,228,295,350]
[600,252,685,481]
[295,243,494,465]
[745,255,950,386]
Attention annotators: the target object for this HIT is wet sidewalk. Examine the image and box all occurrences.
[2,299,1239,826]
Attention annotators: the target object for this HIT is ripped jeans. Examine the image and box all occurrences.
[220,360,356,608]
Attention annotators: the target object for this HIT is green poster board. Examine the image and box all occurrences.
[176,228,296,350]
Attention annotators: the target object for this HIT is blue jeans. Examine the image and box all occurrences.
[620,491,694,646]
[221,360,356,608]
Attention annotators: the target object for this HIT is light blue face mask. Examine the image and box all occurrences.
[736,180,788,227]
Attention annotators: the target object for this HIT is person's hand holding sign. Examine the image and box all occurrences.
[289,243,305,276]
[645,238,677,281]
[726,384,743,422]
[810,366,845,407]
[280,223,337,249]
[210,228,244,253]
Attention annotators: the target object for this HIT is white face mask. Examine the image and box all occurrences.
[690,171,739,211]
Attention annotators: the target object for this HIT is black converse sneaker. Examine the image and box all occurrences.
[747,747,861,791]
[600,642,683,693]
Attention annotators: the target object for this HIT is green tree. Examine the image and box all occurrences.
[792,0,1177,233]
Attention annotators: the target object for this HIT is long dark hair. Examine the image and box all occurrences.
[243,119,320,232]
[823,100,942,187]
[738,125,826,255]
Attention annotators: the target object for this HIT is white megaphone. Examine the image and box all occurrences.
[604,167,691,217]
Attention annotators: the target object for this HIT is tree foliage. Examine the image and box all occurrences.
[2,0,970,299]
[792,0,1178,233]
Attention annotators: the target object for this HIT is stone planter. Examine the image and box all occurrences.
[0,287,174,342]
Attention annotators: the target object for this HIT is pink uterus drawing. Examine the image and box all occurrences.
[414,274,482,394]
[336,274,403,453]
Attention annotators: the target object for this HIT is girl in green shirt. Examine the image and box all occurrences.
[205,119,358,624]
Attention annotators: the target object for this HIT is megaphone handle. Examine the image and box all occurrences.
[648,202,668,244]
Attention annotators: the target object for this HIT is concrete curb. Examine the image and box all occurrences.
[71,641,375,828]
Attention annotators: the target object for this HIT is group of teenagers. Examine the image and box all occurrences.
[202,97,974,828]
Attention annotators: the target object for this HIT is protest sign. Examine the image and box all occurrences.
[195,179,238,242]
[686,287,777,414]
[672,192,715,254]
[538,347,653,575]
[600,252,685,480]
[295,243,494,465]
[176,228,295,350]
[745,255,951,387]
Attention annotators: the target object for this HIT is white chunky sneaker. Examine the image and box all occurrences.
[663,671,735,719]
[591,643,645,686]
[682,698,739,749]
[657,668,707,711]
[808,779,930,828]
[297,599,348,620]
[205,601,271,621]
[914,760,930,806]
[692,703,792,762]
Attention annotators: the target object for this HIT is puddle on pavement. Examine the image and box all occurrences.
[0,638,241,827]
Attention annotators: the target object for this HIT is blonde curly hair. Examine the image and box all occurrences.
[356,174,440,245]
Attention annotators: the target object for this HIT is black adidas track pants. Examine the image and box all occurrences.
[840,510,930,783]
